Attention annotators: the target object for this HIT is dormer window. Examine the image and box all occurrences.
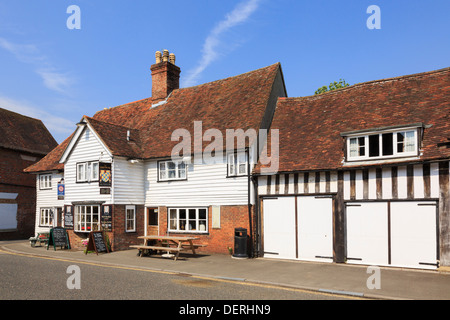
[343,125,421,162]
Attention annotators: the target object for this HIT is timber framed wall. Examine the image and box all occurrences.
[256,160,450,267]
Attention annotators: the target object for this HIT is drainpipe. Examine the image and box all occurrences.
[251,174,260,257]
[247,148,253,258]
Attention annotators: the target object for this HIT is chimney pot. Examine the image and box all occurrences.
[169,53,176,65]
[162,49,169,62]
[155,51,162,64]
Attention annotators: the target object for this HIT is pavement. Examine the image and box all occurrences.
[1,240,450,300]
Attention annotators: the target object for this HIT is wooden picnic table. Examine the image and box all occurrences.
[130,235,205,261]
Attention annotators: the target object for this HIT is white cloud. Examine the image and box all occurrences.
[0,37,42,63]
[0,37,73,94]
[36,69,73,94]
[182,0,262,87]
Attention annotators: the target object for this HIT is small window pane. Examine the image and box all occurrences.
[168,162,176,170]
[91,163,99,180]
[169,209,177,220]
[349,138,358,158]
[149,209,158,226]
[168,169,176,179]
[382,133,393,156]
[359,137,365,156]
[397,132,405,153]
[369,135,380,157]
[405,131,416,152]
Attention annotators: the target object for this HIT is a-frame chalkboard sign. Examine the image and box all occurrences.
[85,231,110,255]
[47,227,71,251]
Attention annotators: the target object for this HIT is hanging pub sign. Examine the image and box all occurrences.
[101,205,113,232]
[64,205,74,230]
[99,162,112,187]
[57,183,65,200]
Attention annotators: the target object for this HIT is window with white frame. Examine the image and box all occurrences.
[76,162,99,182]
[39,174,52,190]
[40,208,53,227]
[346,128,419,161]
[74,205,100,232]
[228,151,248,176]
[125,205,136,232]
[168,208,208,233]
[158,160,187,181]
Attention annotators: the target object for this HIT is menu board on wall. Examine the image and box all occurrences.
[101,205,112,232]
[64,205,74,230]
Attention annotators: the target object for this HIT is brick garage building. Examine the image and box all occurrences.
[0,108,57,240]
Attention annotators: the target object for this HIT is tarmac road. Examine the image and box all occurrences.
[0,249,356,301]
[2,240,450,302]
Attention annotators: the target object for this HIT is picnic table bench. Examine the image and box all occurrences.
[130,235,206,261]
[29,233,49,247]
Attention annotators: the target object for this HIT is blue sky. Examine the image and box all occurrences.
[0,0,449,143]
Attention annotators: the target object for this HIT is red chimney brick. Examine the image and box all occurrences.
[150,50,181,103]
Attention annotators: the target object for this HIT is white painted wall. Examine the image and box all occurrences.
[145,155,253,207]
[64,127,112,204]
[34,171,65,235]
[113,157,145,205]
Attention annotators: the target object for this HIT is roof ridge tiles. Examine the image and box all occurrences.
[285,66,450,102]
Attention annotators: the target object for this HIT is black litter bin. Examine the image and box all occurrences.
[233,228,248,258]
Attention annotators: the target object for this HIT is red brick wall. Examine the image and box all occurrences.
[158,205,251,255]
[66,205,145,252]
[65,204,252,255]
[0,148,43,240]
[110,205,145,251]
[0,148,37,187]
[150,61,180,102]
[0,184,36,240]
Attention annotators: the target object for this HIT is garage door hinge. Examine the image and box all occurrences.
[315,256,333,259]
[419,262,439,267]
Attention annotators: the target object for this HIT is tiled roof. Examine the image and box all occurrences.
[94,63,281,159]
[255,67,450,174]
[25,63,282,172]
[0,108,57,155]
[24,134,72,173]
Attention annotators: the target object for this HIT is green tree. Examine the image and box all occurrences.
[315,79,350,95]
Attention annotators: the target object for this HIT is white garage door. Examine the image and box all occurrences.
[263,197,296,260]
[263,196,333,262]
[346,202,389,266]
[346,201,438,270]
[391,201,437,269]
[297,196,333,262]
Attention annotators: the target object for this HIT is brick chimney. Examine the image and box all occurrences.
[151,49,181,103]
